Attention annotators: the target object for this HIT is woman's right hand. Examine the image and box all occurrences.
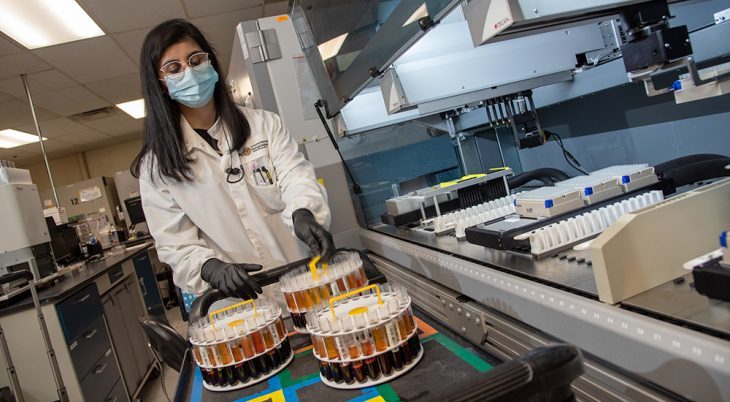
[200,258,263,300]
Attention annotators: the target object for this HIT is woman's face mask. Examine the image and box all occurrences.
[159,39,219,108]
[164,61,219,108]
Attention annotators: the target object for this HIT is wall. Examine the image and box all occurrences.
[84,139,143,178]
[23,154,86,196]
[19,138,142,202]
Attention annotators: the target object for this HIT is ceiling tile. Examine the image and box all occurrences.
[16,117,90,139]
[34,36,136,84]
[29,70,79,91]
[56,129,112,145]
[96,120,144,136]
[32,86,109,116]
[0,100,57,129]
[86,73,142,104]
[80,112,135,130]
[0,36,23,58]
[192,9,263,56]
[16,139,76,154]
[0,149,35,161]
[183,0,262,18]
[78,0,185,34]
[113,29,149,66]
[263,2,289,16]
[0,52,52,81]
[0,69,77,99]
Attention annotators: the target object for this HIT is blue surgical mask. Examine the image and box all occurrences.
[165,62,219,108]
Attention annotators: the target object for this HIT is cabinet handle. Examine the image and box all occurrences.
[94,363,108,374]
[69,341,78,351]
[139,278,147,296]
[84,328,98,339]
[105,397,119,402]
[76,294,91,303]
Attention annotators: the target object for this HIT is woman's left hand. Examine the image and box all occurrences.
[292,208,335,261]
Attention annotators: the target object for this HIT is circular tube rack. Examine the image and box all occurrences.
[280,251,368,333]
[305,283,423,388]
[188,296,293,392]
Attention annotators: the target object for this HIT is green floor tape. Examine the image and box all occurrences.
[431,333,493,373]
[375,383,401,402]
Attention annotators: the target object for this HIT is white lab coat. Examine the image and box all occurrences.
[139,107,331,300]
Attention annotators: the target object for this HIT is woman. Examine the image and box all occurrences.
[132,19,334,301]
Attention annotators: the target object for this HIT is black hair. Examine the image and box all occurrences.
[131,18,250,182]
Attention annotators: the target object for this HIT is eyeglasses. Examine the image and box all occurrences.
[159,52,210,81]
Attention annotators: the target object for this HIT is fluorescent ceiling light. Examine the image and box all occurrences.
[0,129,46,149]
[403,3,429,27]
[116,99,146,119]
[318,33,348,61]
[0,0,104,49]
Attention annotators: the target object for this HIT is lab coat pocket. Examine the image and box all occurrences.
[246,155,284,214]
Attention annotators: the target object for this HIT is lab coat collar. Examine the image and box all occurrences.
[181,114,224,157]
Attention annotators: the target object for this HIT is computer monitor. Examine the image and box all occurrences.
[59,224,81,260]
[124,196,146,227]
[45,217,71,263]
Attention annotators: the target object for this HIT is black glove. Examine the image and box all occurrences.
[200,258,263,300]
[292,209,335,261]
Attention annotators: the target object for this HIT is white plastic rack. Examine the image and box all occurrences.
[514,191,664,258]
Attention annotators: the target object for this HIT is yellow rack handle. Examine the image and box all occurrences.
[328,284,382,319]
[209,299,256,330]
[308,255,329,281]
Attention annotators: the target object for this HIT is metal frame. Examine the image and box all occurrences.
[292,0,462,117]
[0,250,68,402]
[361,228,730,400]
[372,254,678,401]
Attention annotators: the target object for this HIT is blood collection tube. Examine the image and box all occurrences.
[365,357,380,380]
[378,352,394,376]
[352,359,367,383]
[204,329,223,366]
[235,362,250,384]
[320,360,332,380]
[224,365,238,386]
[262,325,275,350]
[275,318,287,340]
[240,332,255,359]
[312,335,326,358]
[324,335,339,360]
[371,325,388,353]
[251,328,266,355]
[346,271,359,290]
[225,327,243,363]
[334,334,350,361]
[284,291,298,313]
[329,362,344,383]
[341,362,355,384]
[279,337,292,361]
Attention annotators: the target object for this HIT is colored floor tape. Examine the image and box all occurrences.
[431,333,493,373]
[243,389,286,402]
[189,367,204,402]
[375,384,401,402]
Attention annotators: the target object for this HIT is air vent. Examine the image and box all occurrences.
[70,106,122,123]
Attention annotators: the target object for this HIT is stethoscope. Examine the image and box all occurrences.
[222,127,244,184]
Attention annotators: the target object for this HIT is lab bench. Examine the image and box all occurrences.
[174,308,498,401]
[0,241,163,402]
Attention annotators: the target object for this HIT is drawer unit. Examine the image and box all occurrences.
[80,348,120,402]
[103,379,128,402]
[132,252,165,317]
[56,283,103,342]
[69,316,112,379]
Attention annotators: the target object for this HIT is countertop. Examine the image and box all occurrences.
[0,241,154,317]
